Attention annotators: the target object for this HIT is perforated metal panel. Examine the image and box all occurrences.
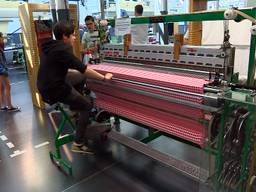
[101,44,235,74]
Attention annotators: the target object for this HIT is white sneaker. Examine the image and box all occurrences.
[71,142,94,154]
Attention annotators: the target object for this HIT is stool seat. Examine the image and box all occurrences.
[51,102,63,111]
[42,97,57,106]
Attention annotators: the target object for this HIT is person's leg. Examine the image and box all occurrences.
[0,76,5,109]
[2,76,20,111]
[60,87,94,154]
[3,76,11,107]
[59,87,93,144]
[66,69,88,94]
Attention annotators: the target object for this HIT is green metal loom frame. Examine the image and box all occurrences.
[106,8,256,192]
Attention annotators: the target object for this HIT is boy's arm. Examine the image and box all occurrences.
[84,68,113,81]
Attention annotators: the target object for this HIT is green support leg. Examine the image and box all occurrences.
[238,100,256,192]
[114,115,120,125]
[141,131,162,144]
[214,101,230,191]
[49,104,76,175]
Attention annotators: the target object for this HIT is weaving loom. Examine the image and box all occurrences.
[85,8,256,192]
[84,43,231,182]
[87,43,234,146]
[85,38,256,191]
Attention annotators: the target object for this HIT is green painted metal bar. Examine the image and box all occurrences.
[238,96,256,192]
[246,31,256,86]
[108,8,256,26]
[56,135,74,147]
[148,128,156,135]
[214,101,230,192]
[222,94,256,108]
[246,7,256,86]
[238,112,254,192]
[54,117,66,142]
[203,147,218,156]
[140,131,162,143]
[53,116,69,159]
[49,151,73,175]
[247,142,256,192]
[59,159,72,175]
[56,148,61,159]
[49,104,76,175]
[58,106,76,131]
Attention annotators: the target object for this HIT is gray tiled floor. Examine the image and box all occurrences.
[0,70,206,192]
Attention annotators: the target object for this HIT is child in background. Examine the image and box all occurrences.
[81,16,100,64]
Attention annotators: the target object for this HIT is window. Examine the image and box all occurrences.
[207,0,246,10]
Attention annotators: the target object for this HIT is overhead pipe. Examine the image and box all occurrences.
[100,0,105,19]
[160,0,168,15]
[49,0,57,24]
[55,0,70,21]
[160,0,168,44]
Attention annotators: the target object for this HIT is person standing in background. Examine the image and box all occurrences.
[0,32,20,112]
[0,32,4,51]
[81,16,101,64]
[134,4,143,17]
[131,4,148,44]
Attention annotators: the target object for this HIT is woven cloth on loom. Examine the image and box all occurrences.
[87,63,209,146]
[104,80,204,103]
[88,81,204,119]
[88,63,209,94]
[95,93,206,146]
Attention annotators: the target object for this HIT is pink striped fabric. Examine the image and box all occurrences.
[88,82,204,119]
[95,93,206,146]
[87,63,209,146]
[88,63,208,94]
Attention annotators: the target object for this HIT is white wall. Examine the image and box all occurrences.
[0,21,9,34]
[202,20,252,79]
[246,0,256,7]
